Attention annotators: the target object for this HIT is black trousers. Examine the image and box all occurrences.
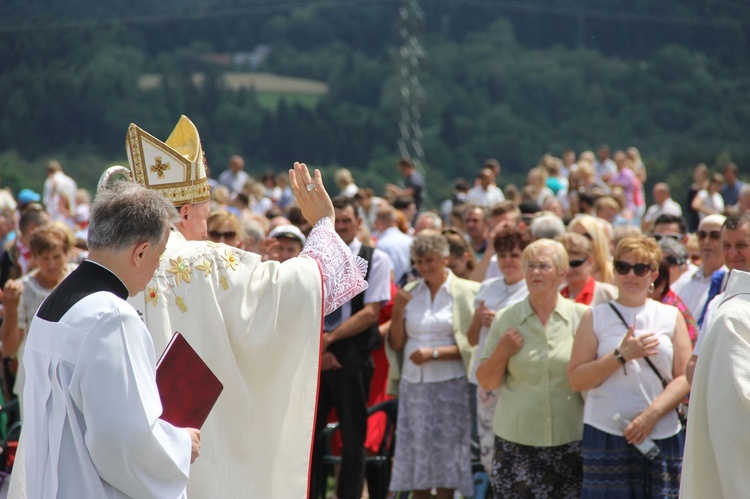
[310,351,374,499]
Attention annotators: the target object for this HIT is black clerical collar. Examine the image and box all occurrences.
[82,260,130,299]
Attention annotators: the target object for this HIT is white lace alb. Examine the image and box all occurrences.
[301,217,368,315]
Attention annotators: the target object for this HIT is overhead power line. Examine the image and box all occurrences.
[0,0,747,33]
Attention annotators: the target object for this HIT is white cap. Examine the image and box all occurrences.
[268,224,306,245]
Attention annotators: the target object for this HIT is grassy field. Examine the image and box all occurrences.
[139,72,328,110]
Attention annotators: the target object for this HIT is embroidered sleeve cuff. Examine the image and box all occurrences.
[301,217,369,315]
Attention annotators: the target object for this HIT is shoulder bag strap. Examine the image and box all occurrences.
[608,302,685,425]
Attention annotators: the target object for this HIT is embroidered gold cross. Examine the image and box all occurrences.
[150,157,171,178]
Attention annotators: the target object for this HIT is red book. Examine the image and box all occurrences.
[156,332,223,429]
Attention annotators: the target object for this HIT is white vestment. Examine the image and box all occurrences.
[130,218,364,498]
[23,290,191,498]
[681,270,750,498]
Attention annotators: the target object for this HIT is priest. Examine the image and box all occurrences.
[21,182,200,497]
[122,117,368,498]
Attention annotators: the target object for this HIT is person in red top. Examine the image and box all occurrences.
[557,232,618,306]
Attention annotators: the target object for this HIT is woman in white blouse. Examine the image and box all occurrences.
[466,225,530,473]
[388,232,479,499]
[568,235,691,497]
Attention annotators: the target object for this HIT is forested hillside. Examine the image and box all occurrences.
[1,0,748,204]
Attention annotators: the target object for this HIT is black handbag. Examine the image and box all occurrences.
[608,302,687,426]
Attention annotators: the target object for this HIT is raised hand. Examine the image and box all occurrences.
[393,288,413,313]
[475,300,496,328]
[288,162,335,226]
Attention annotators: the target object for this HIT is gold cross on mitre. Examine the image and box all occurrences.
[150,156,171,178]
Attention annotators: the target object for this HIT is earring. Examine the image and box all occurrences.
[649,282,655,293]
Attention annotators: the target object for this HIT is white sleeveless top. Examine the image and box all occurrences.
[584,299,682,439]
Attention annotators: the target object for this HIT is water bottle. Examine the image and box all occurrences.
[612,413,660,460]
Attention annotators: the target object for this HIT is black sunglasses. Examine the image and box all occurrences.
[209,230,237,240]
[569,257,587,268]
[614,260,653,277]
[697,230,721,240]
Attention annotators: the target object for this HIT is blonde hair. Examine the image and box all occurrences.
[207,210,242,235]
[556,232,592,258]
[522,238,569,273]
[335,168,354,187]
[613,235,662,270]
[568,214,614,283]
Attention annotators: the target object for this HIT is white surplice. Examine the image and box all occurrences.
[23,291,191,498]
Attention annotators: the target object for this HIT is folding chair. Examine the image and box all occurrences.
[321,399,398,499]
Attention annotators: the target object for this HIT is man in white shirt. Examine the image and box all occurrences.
[374,204,413,284]
[642,182,683,232]
[43,160,78,223]
[593,145,617,183]
[467,168,505,208]
[311,196,392,499]
[686,213,750,384]
[463,205,490,261]
[671,214,726,318]
[22,182,200,498]
[217,154,250,194]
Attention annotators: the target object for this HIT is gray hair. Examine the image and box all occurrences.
[410,231,450,259]
[658,237,688,264]
[530,213,566,240]
[416,212,443,231]
[522,238,569,273]
[88,181,178,252]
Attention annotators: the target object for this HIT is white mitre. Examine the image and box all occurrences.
[126,115,211,206]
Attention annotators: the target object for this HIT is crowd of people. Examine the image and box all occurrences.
[0,133,746,498]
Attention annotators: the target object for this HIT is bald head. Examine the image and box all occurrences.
[228,155,245,173]
[653,182,671,205]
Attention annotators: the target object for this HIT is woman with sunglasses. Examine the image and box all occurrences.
[568,235,692,497]
[207,210,243,249]
[568,214,615,284]
[557,232,618,306]
[477,239,587,498]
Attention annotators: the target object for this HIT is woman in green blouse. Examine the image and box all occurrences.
[477,239,587,498]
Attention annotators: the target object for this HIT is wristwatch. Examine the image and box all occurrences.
[432,349,439,360]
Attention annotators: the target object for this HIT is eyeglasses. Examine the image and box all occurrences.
[526,262,554,272]
[697,230,721,240]
[614,260,653,277]
[209,230,237,241]
[569,257,587,268]
[653,233,681,242]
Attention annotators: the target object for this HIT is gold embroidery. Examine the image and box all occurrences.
[175,296,188,313]
[222,249,238,271]
[220,276,229,290]
[145,286,158,307]
[196,259,213,277]
[150,156,171,178]
[167,256,192,285]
